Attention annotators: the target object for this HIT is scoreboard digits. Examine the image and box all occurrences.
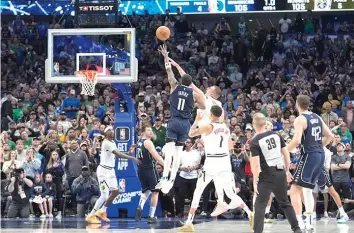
[165,0,354,13]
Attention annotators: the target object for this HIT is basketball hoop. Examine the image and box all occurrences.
[75,70,98,96]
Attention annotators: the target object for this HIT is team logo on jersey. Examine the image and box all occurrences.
[119,179,126,193]
[100,184,105,191]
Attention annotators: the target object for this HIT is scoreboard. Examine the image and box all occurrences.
[166,0,354,13]
[0,0,353,16]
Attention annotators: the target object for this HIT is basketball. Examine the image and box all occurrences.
[156,26,171,41]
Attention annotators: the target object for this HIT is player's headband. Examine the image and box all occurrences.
[104,126,113,133]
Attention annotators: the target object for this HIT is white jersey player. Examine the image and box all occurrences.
[86,126,140,224]
[197,94,223,127]
[178,105,251,232]
[313,145,349,222]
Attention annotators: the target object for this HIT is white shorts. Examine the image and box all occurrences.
[313,183,328,194]
[97,165,118,193]
[198,157,234,193]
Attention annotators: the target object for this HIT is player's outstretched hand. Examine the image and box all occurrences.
[129,144,136,154]
[158,44,169,57]
[168,57,178,67]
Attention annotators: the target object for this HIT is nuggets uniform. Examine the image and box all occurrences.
[190,123,241,209]
[136,139,159,192]
[97,139,118,192]
[167,85,194,143]
[293,113,325,189]
[197,96,223,127]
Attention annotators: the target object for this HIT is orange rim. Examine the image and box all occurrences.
[75,70,98,81]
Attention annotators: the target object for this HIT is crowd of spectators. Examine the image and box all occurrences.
[1,10,354,220]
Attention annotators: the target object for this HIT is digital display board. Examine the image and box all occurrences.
[0,0,353,16]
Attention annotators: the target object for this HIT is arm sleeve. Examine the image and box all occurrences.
[279,135,286,148]
[250,138,261,157]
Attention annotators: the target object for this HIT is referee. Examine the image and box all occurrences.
[250,113,301,233]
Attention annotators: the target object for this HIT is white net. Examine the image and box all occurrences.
[75,71,98,96]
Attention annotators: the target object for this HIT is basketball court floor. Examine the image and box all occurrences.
[1,218,353,233]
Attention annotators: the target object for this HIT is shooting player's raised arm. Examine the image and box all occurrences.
[159,45,177,92]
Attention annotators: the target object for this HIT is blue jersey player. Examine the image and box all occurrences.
[157,44,203,194]
[135,125,164,224]
[286,95,334,230]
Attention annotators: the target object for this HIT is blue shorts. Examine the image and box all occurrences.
[138,168,159,192]
[166,117,190,143]
[317,168,333,189]
[293,152,325,189]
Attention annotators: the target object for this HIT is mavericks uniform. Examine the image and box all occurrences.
[97,139,118,192]
[136,139,159,192]
[313,147,333,193]
[167,85,194,143]
[293,113,325,189]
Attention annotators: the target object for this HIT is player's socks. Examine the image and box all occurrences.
[162,142,175,178]
[90,195,106,215]
[138,190,151,209]
[162,145,182,193]
[303,187,314,228]
[338,207,346,216]
[265,206,271,214]
[243,205,252,217]
[101,206,107,212]
[169,146,183,181]
[149,207,156,217]
[185,213,195,225]
[296,215,305,230]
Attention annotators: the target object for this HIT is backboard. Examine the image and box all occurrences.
[45,28,137,84]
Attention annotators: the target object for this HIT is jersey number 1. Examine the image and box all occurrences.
[177,98,185,110]
[219,136,223,147]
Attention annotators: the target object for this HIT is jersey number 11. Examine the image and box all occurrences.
[177,98,185,110]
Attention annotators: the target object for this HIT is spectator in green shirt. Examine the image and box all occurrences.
[336,123,353,145]
[11,99,23,122]
[20,131,33,149]
[152,117,166,148]
[2,131,16,150]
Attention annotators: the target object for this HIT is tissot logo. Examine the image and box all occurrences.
[79,5,114,12]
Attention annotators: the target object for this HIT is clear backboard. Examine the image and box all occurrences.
[45,28,137,84]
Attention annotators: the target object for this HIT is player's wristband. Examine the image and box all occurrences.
[165,62,171,69]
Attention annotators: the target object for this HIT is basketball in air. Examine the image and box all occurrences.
[156,26,171,41]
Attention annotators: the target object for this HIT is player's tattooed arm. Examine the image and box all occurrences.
[169,57,206,106]
[168,57,186,77]
[159,45,177,91]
